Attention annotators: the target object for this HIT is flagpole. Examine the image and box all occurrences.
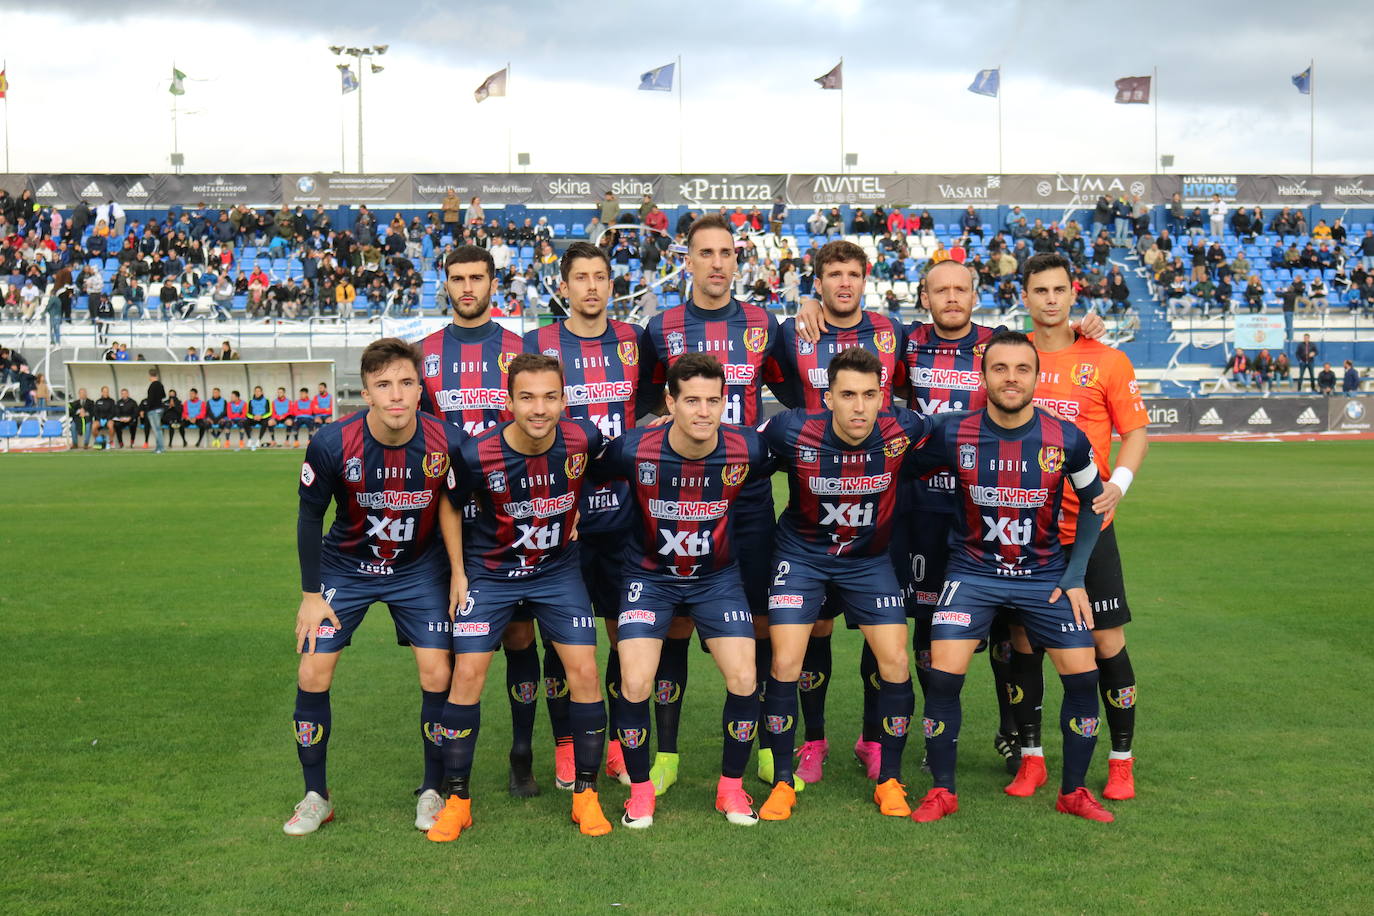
[357,55,365,173]
[1309,59,1315,175]
[996,64,1003,175]
[676,54,684,174]
[839,56,845,173]
[172,61,180,176]
[1153,65,1159,174]
[3,60,9,174]
[506,61,513,172]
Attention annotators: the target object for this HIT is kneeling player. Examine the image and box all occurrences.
[284,338,461,836]
[426,354,613,842]
[910,331,1114,824]
[757,347,930,821]
[595,354,774,828]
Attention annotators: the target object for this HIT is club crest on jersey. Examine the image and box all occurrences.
[1108,686,1137,709]
[542,347,560,358]
[487,470,507,492]
[972,343,987,358]
[798,338,815,356]
[295,721,325,747]
[423,451,450,478]
[1037,445,1065,474]
[498,351,519,373]
[883,435,910,458]
[1069,716,1100,737]
[666,331,686,356]
[565,453,587,480]
[344,457,363,483]
[722,463,749,486]
[799,447,818,464]
[655,679,681,704]
[1072,362,1099,387]
[423,352,441,378]
[882,716,911,738]
[958,443,977,470]
[765,715,794,734]
[510,681,538,704]
[727,720,758,742]
[618,727,648,749]
[638,461,657,485]
[617,340,639,366]
[874,329,896,354]
[743,327,767,353]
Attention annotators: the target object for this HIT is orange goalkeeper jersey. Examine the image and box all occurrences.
[1029,334,1149,541]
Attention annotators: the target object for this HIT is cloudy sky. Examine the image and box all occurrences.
[0,0,1368,177]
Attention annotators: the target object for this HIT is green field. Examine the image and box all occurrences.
[3,442,1372,914]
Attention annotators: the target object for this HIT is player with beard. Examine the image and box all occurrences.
[634,215,784,795]
[524,242,643,789]
[418,245,545,798]
[768,240,907,786]
[908,330,1113,824]
[1005,252,1149,803]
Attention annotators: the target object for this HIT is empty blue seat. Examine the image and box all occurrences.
[571,223,585,237]
[553,224,568,237]
[0,420,17,438]
[18,418,40,437]
[42,420,63,438]
[519,246,534,259]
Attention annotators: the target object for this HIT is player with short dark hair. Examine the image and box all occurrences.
[182,388,209,447]
[312,382,334,426]
[290,388,315,446]
[908,330,1113,824]
[419,243,545,796]
[112,387,139,449]
[206,387,228,449]
[283,337,463,836]
[758,347,930,821]
[523,240,644,788]
[634,216,784,795]
[425,354,612,842]
[269,387,293,447]
[1006,251,1150,803]
[595,354,775,829]
[225,389,248,450]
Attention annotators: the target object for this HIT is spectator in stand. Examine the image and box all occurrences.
[1107,273,1131,314]
[465,196,485,228]
[850,208,870,234]
[1295,334,1318,391]
[1208,194,1228,239]
[183,388,209,446]
[1093,193,1114,237]
[1280,280,1300,342]
[1317,362,1337,395]
[1272,352,1292,388]
[597,191,618,226]
[1166,192,1185,237]
[159,277,180,320]
[1356,229,1374,271]
[92,386,117,448]
[960,205,983,239]
[1214,275,1233,314]
[768,198,787,237]
[1244,275,1265,313]
[113,388,139,448]
[441,190,461,238]
[1185,207,1205,236]
[335,273,356,319]
[1249,349,1273,392]
[69,387,95,449]
[1113,195,1132,246]
[806,209,827,236]
[1228,349,1250,387]
[1342,360,1360,397]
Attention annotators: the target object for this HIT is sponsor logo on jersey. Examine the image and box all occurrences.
[503,492,577,519]
[1037,445,1065,473]
[648,498,729,520]
[765,715,795,734]
[617,340,639,366]
[883,435,910,458]
[356,489,434,510]
[638,461,657,485]
[922,717,945,738]
[799,447,818,464]
[969,485,1049,508]
[1107,686,1137,709]
[564,453,587,479]
[723,363,756,385]
[655,679,681,704]
[727,720,758,741]
[806,473,892,495]
[437,387,507,412]
[882,715,911,737]
[666,330,686,356]
[618,609,656,626]
[743,327,766,353]
[423,451,450,478]
[618,727,648,749]
[958,443,977,470]
[911,366,982,390]
[722,462,749,486]
[300,461,316,486]
[1033,396,1081,419]
[487,470,507,492]
[510,681,538,703]
[874,329,896,354]
[566,379,634,407]
[452,621,492,636]
[1127,379,1140,395]
[497,351,518,373]
[768,594,805,609]
[295,721,325,747]
[424,353,441,377]
[932,611,972,627]
[1072,362,1099,387]
[1069,716,1100,737]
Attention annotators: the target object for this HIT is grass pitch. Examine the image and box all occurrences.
[2,442,1372,914]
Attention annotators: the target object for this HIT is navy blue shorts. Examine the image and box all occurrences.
[768,551,906,628]
[616,565,755,642]
[929,568,1093,650]
[902,512,953,614]
[312,556,452,653]
[579,530,628,619]
[734,485,776,614]
[456,553,597,654]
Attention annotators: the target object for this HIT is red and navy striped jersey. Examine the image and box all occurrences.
[525,319,642,535]
[914,409,1094,582]
[298,410,462,575]
[638,300,783,428]
[451,418,603,577]
[763,407,931,558]
[903,321,1001,513]
[773,312,908,409]
[419,321,524,435]
[594,424,771,579]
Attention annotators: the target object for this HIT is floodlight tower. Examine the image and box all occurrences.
[329,44,388,173]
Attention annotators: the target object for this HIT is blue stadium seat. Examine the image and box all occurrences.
[18,418,40,437]
[553,224,568,237]
[104,258,120,271]
[42,420,63,438]
[519,246,534,259]
[571,223,585,237]
[0,420,16,439]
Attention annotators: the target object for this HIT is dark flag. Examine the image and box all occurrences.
[1113,75,1151,104]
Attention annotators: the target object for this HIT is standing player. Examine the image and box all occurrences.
[426,354,612,842]
[525,241,643,788]
[283,338,461,836]
[1006,252,1149,802]
[909,330,1113,824]
[758,348,929,822]
[246,385,271,450]
[597,354,774,828]
[418,245,545,796]
[635,214,783,794]
[269,386,293,447]
[769,239,907,785]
